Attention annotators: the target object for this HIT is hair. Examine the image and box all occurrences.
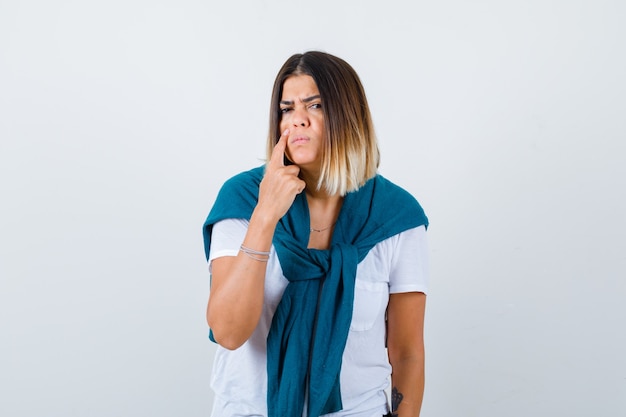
[266,51,380,196]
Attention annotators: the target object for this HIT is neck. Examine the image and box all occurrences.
[305,190,343,249]
[299,167,339,199]
[302,177,341,205]
[305,190,343,226]
[299,167,343,223]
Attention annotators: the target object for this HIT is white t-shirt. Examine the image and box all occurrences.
[208,218,429,417]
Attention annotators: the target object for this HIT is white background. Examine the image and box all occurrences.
[1,1,625,416]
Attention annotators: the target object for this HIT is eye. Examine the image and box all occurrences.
[280,107,292,114]
[309,103,322,110]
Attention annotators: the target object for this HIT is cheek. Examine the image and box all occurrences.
[284,143,294,163]
[313,116,325,131]
[279,116,288,130]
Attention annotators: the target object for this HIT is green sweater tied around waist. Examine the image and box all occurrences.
[202,166,428,417]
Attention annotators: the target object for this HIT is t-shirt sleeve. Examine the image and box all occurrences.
[388,225,430,294]
[208,218,249,271]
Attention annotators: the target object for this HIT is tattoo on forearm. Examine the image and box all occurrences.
[391,386,404,416]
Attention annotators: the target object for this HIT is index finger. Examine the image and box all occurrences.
[269,129,289,167]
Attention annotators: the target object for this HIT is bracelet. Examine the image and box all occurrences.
[240,245,271,262]
[240,245,271,256]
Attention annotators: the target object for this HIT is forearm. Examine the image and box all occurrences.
[206,208,279,349]
[386,292,427,417]
[389,354,425,416]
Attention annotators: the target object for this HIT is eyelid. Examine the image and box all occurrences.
[280,101,321,113]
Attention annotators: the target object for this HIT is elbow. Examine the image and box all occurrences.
[210,327,247,351]
[206,297,260,350]
[388,345,425,368]
[207,313,249,351]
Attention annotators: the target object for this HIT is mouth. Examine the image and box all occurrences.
[291,135,310,144]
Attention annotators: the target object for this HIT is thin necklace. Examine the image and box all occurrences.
[310,223,334,233]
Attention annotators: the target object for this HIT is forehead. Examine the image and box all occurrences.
[281,75,319,99]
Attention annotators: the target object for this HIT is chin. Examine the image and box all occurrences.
[291,157,318,167]
[287,153,317,167]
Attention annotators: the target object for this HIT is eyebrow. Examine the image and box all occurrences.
[280,95,321,106]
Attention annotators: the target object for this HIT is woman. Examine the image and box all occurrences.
[203,51,429,417]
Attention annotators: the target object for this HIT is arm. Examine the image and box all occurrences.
[386,291,427,416]
[205,212,277,350]
[206,129,305,350]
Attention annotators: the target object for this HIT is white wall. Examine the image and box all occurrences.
[1,1,624,416]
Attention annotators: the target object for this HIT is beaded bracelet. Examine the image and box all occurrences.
[240,245,271,262]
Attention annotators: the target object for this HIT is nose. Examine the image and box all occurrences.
[291,107,309,127]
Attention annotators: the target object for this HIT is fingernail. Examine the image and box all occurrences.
[283,129,289,135]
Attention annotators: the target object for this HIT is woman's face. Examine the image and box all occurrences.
[279,75,325,171]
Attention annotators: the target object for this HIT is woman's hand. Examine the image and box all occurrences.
[257,129,306,222]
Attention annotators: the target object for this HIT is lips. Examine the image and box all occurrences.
[291,135,310,144]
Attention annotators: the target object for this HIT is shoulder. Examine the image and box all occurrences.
[221,165,265,191]
[373,175,418,203]
[215,165,265,203]
[204,166,265,237]
[372,175,428,226]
